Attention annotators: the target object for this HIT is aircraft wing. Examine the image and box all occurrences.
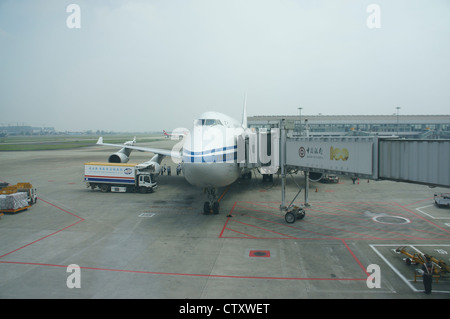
[96,137,180,158]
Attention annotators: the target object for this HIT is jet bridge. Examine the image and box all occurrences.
[278,120,450,223]
[378,139,450,187]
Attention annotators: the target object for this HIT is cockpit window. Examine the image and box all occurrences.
[195,119,223,126]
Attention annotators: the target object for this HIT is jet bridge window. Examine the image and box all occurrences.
[195,119,223,126]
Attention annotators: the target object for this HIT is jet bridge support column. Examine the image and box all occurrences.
[304,171,310,207]
[279,120,306,224]
[280,120,286,212]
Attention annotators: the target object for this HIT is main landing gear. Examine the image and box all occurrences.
[204,187,219,214]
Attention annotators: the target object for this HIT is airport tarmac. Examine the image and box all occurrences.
[1,139,449,300]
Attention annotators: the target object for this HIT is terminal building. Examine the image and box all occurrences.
[248,114,450,139]
[0,125,55,136]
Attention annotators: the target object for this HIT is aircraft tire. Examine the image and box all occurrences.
[213,201,219,214]
[285,212,296,224]
[204,202,211,214]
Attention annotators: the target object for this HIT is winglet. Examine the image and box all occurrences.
[242,93,248,129]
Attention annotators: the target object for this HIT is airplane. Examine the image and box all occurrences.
[96,98,280,214]
[163,129,187,140]
[105,136,136,163]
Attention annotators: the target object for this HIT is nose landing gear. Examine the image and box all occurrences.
[203,187,219,214]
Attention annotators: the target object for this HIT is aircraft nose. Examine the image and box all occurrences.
[183,162,239,188]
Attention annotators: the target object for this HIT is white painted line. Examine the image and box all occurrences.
[139,212,155,218]
[416,205,450,220]
[372,215,410,225]
[369,244,450,294]
[369,244,417,292]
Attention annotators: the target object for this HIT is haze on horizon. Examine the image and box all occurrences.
[1,0,449,132]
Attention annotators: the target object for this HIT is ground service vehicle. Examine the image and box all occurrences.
[84,162,157,193]
[320,174,339,183]
[434,193,450,208]
[0,182,37,213]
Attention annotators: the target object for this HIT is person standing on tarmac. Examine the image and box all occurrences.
[422,256,434,295]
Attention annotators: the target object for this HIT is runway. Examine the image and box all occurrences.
[1,140,449,299]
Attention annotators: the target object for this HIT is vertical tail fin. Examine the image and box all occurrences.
[242,93,247,129]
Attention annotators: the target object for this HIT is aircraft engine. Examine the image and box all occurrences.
[308,172,323,182]
[108,151,129,163]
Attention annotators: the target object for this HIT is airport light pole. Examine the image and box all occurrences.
[298,107,303,136]
[396,106,401,136]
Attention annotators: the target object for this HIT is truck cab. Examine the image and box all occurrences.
[137,173,157,193]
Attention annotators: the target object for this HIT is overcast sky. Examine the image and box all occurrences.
[1,0,449,132]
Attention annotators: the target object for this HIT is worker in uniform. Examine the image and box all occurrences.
[422,256,434,295]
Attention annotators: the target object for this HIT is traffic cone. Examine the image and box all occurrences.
[315,187,318,192]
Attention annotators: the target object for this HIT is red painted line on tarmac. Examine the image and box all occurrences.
[217,186,230,203]
[306,213,425,240]
[328,201,450,239]
[38,197,84,221]
[230,219,299,239]
[0,197,84,259]
[239,201,280,211]
[0,198,370,283]
[408,227,450,239]
[0,219,84,259]
[393,202,450,235]
[341,239,369,276]
[0,260,366,282]
[312,203,367,216]
[404,197,434,207]
[218,202,236,238]
[331,201,411,218]
[303,219,384,240]
[225,227,257,238]
[219,218,231,238]
[306,207,367,221]
[234,205,280,218]
[243,214,340,240]
[236,200,450,241]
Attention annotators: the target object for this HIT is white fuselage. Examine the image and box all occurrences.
[181,112,245,188]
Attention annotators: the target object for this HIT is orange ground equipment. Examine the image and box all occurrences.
[0,182,37,213]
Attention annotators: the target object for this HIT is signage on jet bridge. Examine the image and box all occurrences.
[285,137,377,177]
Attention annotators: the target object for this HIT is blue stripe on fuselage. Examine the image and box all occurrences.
[183,145,237,163]
[183,145,237,155]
